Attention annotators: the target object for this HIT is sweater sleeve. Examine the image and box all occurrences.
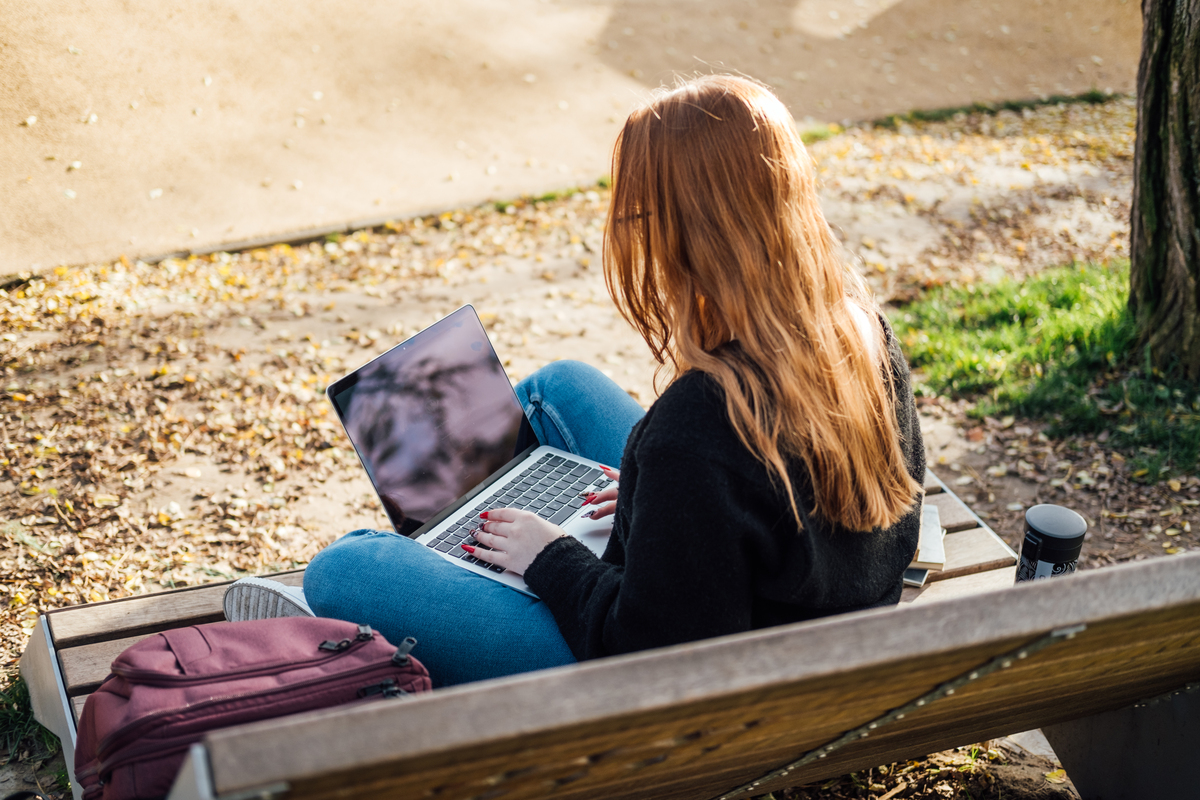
[524,439,763,660]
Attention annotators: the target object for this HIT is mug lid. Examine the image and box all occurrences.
[1025,504,1087,541]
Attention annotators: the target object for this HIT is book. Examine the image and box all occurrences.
[910,503,947,571]
[902,567,929,588]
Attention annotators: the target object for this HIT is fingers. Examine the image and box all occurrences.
[581,474,618,519]
[475,509,535,538]
[462,533,505,567]
[471,528,504,547]
[479,507,523,524]
[585,501,617,520]
[599,464,620,481]
[587,486,619,504]
[463,542,499,564]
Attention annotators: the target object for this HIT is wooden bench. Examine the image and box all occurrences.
[21,473,1199,799]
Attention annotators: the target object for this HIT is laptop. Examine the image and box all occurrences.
[326,305,616,596]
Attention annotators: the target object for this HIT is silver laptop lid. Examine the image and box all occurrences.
[326,305,538,538]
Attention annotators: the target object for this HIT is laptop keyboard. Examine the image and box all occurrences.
[426,453,614,573]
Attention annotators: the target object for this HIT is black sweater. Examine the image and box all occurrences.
[523,322,926,661]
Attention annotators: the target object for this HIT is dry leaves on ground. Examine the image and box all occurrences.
[0,99,1139,799]
[923,397,1200,566]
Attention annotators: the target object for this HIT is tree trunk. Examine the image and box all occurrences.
[1129,0,1200,378]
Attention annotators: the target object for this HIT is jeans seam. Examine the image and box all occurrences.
[524,393,578,454]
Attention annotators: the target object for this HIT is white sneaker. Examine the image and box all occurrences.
[223,577,314,621]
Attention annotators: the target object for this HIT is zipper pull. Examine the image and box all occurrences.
[358,678,407,699]
[319,638,352,652]
[391,636,418,666]
[355,624,374,641]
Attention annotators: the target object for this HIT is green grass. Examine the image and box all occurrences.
[1,671,60,762]
[889,260,1200,482]
[873,89,1123,129]
[491,177,611,212]
[800,122,842,144]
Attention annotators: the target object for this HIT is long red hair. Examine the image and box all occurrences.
[604,75,919,531]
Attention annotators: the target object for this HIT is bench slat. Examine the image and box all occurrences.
[925,491,981,533]
[46,570,303,648]
[902,566,1014,604]
[928,527,1016,583]
[923,470,943,495]
[193,557,1200,800]
[209,639,1026,800]
[51,569,1018,700]
[60,633,153,697]
[616,622,1200,800]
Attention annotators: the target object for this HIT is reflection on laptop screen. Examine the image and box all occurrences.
[328,306,536,536]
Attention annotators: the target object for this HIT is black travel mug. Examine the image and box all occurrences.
[1015,504,1087,583]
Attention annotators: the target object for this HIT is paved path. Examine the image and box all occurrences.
[1,0,1139,273]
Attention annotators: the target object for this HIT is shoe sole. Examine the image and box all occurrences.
[223,577,314,622]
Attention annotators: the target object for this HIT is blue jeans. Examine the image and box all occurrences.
[304,360,645,686]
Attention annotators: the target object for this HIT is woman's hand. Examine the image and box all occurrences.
[467,509,566,576]
[466,466,620,574]
[582,465,620,520]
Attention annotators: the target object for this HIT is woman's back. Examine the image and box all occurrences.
[525,317,923,659]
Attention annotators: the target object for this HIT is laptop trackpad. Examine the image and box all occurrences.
[566,515,613,557]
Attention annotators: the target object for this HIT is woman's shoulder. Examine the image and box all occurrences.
[650,370,726,417]
[634,370,754,462]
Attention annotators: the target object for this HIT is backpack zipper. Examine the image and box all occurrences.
[95,644,405,761]
[111,626,375,686]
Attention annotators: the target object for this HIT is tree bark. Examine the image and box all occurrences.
[1129,0,1200,378]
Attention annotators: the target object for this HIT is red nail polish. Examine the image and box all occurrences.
[585,493,596,504]
[461,544,476,553]
[479,511,489,519]
[599,464,612,471]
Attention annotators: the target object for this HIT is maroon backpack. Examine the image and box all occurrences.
[75,617,431,800]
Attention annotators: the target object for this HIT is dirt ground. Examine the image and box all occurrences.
[2,96,1154,797]
[2,0,1140,274]
[0,3,1152,796]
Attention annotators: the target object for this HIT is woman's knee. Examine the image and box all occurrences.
[516,360,599,403]
[304,529,406,611]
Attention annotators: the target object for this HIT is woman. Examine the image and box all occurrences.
[299,75,925,686]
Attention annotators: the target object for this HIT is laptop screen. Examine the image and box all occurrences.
[327,306,537,537]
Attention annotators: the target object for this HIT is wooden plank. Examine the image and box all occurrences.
[72,694,88,725]
[60,633,153,697]
[902,566,1015,604]
[298,605,1200,800]
[47,569,304,648]
[50,526,1013,713]
[206,597,1200,800]
[927,527,1017,583]
[210,638,1027,800]
[926,491,980,533]
[576,622,1200,800]
[196,553,1200,800]
[923,469,943,495]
